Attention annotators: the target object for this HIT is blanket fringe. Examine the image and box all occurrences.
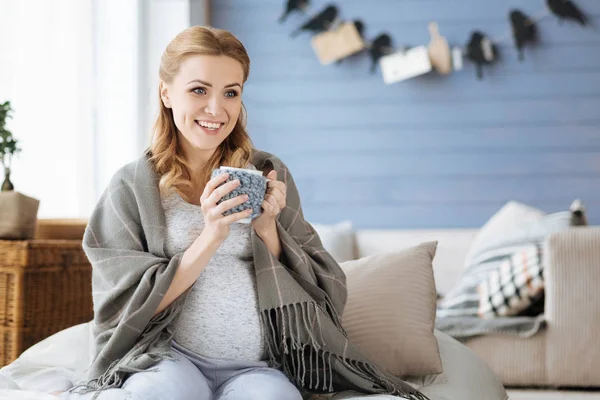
[261,301,430,400]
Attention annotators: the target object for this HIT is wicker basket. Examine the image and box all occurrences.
[34,219,88,240]
[0,239,93,366]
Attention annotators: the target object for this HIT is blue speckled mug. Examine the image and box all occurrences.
[210,166,269,223]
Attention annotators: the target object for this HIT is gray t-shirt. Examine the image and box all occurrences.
[160,182,267,361]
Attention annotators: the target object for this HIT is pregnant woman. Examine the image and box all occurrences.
[57,26,428,400]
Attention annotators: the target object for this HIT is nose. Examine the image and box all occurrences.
[204,93,223,117]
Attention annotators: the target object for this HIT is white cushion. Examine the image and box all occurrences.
[310,220,356,262]
[463,201,544,270]
[354,229,478,295]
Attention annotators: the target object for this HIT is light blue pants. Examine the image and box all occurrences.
[60,341,303,400]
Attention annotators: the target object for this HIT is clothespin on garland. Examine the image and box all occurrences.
[278,0,311,23]
[289,4,339,38]
[279,0,592,82]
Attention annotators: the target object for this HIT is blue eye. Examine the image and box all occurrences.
[225,90,238,99]
[192,87,206,95]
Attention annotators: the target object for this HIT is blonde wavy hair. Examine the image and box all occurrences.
[149,26,253,203]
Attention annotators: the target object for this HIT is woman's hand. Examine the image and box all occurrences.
[200,172,254,243]
[251,170,287,234]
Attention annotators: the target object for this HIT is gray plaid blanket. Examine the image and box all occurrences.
[71,149,428,400]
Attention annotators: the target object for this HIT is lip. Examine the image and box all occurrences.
[196,120,225,136]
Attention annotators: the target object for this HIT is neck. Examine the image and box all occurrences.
[187,157,211,176]
[180,143,219,179]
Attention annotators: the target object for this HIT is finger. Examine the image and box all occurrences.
[271,202,281,216]
[265,186,286,208]
[268,186,286,203]
[207,179,241,206]
[215,193,249,215]
[261,199,274,215]
[201,172,230,204]
[266,193,279,207]
[267,179,285,191]
[264,195,280,215]
[267,170,278,180]
[221,208,253,224]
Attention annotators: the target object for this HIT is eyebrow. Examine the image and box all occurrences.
[187,79,242,89]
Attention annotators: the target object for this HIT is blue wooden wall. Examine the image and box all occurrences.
[207,0,600,229]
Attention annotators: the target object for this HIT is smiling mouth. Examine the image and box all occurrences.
[196,120,225,130]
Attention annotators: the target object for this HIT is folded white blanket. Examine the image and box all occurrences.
[0,324,507,400]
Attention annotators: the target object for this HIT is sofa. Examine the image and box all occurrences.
[1,217,598,399]
[315,221,600,389]
[0,221,514,400]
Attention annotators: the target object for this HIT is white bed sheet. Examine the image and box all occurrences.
[0,323,507,400]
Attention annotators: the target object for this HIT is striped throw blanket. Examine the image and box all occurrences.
[437,244,544,319]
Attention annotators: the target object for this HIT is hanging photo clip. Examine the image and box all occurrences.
[547,0,588,26]
[368,33,394,74]
[290,4,339,38]
[509,9,538,61]
[311,20,367,65]
[465,31,498,80]
[380,45,432,84]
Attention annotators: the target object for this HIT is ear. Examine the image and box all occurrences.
[160,82,172,108]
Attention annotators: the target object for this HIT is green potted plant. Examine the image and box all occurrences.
[1,100,21,191]
[0,101,40,240]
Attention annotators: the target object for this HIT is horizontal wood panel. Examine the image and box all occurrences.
[246,98,600,127]
[250,125,600,152]
[299,203,599,229]
[225,22,600,53]
[295,176,600,204]
[244,71,600,103]
[279,153,600,178]
[242,44,600,79]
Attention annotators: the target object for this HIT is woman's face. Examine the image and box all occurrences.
[160,54,244,157]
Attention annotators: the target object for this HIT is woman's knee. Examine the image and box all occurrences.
[123,352,211,400]
[216,368,302,400]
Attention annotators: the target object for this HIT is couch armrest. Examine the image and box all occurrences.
[544,226,600,386]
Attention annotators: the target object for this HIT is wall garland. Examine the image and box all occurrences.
[278,0,592,82]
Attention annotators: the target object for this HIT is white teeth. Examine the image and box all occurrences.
[198,121,221,129]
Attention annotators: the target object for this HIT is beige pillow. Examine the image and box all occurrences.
[340,241,442,377]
